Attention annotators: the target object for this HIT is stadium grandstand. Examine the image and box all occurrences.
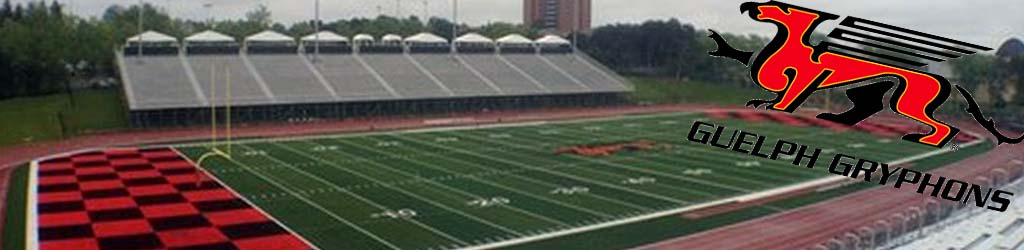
[117,30,631,127]
[802,159,1024,250]
[887,175,1024,250]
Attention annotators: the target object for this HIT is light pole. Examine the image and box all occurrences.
[314,0,320,62]
[137,0,144,59]
[572,0,579,53]
[422,0,428,21]
[203,3,214,28]
[451,0,458,54]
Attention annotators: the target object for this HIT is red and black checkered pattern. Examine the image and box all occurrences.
[707,110,979,143]
[34,148,310,250]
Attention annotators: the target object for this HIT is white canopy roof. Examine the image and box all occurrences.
[381,34,403,42]
[404,32,448,44]
[495,34,534,45]
[126,31,177,44]
[184,30,235,43]
[245,30,294,43]
[301,31,348,42]
[535,35,571,45]
[353,34,375,42]
[455,33,494,44]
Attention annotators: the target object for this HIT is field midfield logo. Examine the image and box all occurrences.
[706,0,1024,148]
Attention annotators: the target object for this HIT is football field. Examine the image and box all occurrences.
[175,112,953,250]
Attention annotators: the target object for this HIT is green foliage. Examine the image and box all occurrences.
[579,19,767,86]
[474,22,537,39]
[245,4,272,29]
[582,19,697,75]
[0,1,89,99]
[952,54,998,87]
[0,88,127,147]
[951,53,1023,108]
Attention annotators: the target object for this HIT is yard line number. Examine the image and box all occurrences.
[550,186,590,195]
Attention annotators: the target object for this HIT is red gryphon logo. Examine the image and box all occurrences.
[707,1,1024,148]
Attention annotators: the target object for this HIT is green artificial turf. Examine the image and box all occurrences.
[173,112,973,250]
[2,165,29,250]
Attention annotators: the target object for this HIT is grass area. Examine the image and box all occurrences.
[2,165,29,250]
[628,77,768,105]
[174,112,962,250]
[0,88,128,147]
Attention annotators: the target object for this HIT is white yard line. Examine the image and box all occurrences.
[171,149,320,250]
[272,142,513,241]
[455,138,984,250]
[379,136,648,215]
[568,119,888,177]
[488,130,754,194]
[557,123,825,181]
[400,135,691,205]
[330,138,572,227]
[26,161,38,250]
[218,154,404,250]
[540,119,802,184]
[455,133,725,199]
[288,140,528,238]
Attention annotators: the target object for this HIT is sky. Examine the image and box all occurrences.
[34,0,1024,46]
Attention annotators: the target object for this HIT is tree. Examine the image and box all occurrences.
[49,0,61,18]
[1,0,12,20]
[0,50,10,98]
[580,19,711,80]
[12,4,21,20]
[288,21,315,37]
[427,17,455,39]
[245,4,272,29]
[476,22,537,38]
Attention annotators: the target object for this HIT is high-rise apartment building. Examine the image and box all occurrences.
[523,0,591,35]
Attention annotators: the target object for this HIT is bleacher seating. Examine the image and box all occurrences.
[503,54,590,93]
[459,54,548,95]
[122,50,629,111]
[410,54,501,96]
[121,55,202,109]
[359,54,453,98]
[246,54,335,104]
[185,55,273,106]
[311,54,397,101]
[893,182,1024,250]
[543,54,628,92]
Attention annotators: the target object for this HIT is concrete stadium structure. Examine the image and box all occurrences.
[118,30,631,127]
